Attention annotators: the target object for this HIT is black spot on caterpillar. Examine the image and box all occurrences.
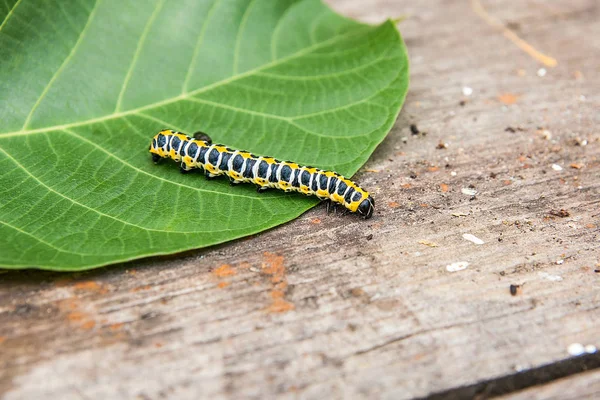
[149,130,374,218]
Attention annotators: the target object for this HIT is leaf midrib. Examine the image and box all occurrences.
[0,22,375,139]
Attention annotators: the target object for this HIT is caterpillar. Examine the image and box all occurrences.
[149,129,374,219]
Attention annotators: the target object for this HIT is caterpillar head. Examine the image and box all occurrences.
[149,130,171,163]
[357,195,375,219]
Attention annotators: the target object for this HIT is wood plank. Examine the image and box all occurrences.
[1,0,599,399]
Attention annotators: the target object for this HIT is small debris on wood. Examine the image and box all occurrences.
[489,172,498,178]
[440,183,449,192]
[365,169,380,173]
[586,345,598,354]
[461,187,478,196]
[509,284,521,296]
[450,171,457,177]
[436,141,448,150]
[459,100,466,106]
[452,212,469,217]
[446,261,469,272]
[537,68,547,77]
[409,172,418,179]
[349,288,366,298]
[462,86,473,96]
[418,240,438,248]
[539,272,563,282]
[410,124,420,135]
[572,137,588,146]
[551,164,563,171]
[568,343,597,356]
[550,145,562,153]
[535,128,552,140]
[548,209,570,218]
[462,233,484,245]
[569,163,583,169]
[366,234,373,241]
[498,93,518,105]
[506,21,521,30]
[568,343,585,356]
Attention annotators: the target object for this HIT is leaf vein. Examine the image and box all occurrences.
[258,54,398,81]
[115,0,166,113]
[0,23,375,138]
[0,144,240,234]
[0,219,92,257]
[182,0,221,94]
[0,0,22,32]
[62,127,267,200]
[232,0,256,76]
[269,0,301,61]
[20,0,101,130]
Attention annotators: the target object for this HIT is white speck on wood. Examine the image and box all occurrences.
[446,261,469,272]
[462,234,484,245]
[539,272,563,282]
[568,343,585,356]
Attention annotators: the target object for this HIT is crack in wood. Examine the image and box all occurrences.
[422,353,600,399]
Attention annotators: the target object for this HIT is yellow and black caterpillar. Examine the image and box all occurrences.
[149,129,375,218]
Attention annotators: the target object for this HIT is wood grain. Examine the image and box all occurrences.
[1,0,599,399]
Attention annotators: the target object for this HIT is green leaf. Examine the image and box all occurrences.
[0,0,409,271]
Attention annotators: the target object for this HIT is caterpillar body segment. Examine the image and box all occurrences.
[149,130,375,219]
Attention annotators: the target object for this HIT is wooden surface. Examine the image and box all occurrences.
[1,0,599,398]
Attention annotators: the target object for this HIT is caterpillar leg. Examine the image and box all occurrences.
[180,163,193,174]
[229,178,242,186]
[204,171,218,180]
[256,186,269,193]
[193,131,212,145]
[152,154,162,164]
[324,200,341,215]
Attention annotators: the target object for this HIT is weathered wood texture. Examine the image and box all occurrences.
[1,0,599,399]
